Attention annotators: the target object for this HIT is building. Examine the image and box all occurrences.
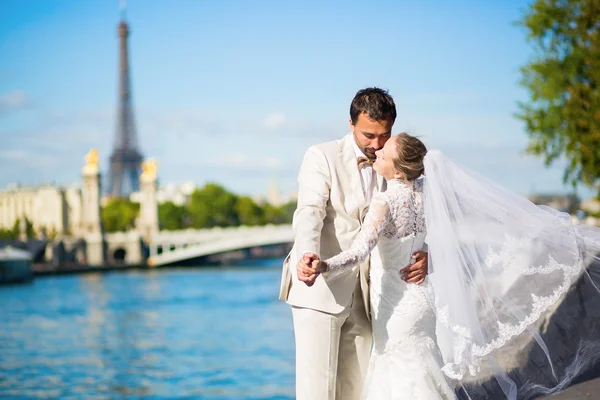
[130,181,196,206]
[0,184,83,237]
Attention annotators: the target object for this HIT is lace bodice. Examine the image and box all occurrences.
[325,178,426,276]
[325,178,455,399]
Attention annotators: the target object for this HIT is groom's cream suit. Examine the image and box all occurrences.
[280,133,385,400]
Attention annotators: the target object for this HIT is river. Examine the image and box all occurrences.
[0,261,295,399]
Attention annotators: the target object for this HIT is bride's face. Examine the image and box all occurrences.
[373,138,401,180]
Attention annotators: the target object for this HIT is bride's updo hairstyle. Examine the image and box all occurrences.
[393,133,427,181]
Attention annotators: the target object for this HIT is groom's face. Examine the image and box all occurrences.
[350,113,393,161]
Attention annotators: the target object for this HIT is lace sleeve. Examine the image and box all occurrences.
[325,194,390,278]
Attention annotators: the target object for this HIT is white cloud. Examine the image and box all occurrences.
[263,113,286,130]
[140,109,220,138]
[395,112,527,149]
[0,91,29,113]
[0,103,593,200]
[0,150,31,160]
[265,157,282,168]
[210,154,282,170]
[218,155,249,166]
[0,147,66,184]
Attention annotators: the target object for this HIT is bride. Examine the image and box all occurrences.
[298,133,600,399]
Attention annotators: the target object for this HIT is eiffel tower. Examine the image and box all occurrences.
[108,4,143,198]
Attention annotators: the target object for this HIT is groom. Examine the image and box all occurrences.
[279,87,428,400]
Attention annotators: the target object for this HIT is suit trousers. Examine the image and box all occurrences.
[291,279,372,400]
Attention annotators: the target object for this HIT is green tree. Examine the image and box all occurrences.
[279,200,297,224]
[262,203,287,225]
[259,200,297,225]
[11,217,35,239]
[0,228,15,240]
[517,0,600,195]
[235,196,264,226]
[188,183,239,228]
[101,199,140,233]
[11,219,19,236]
[158,201,189,230]
[47,226,58,240]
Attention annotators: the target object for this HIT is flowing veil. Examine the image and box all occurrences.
[423,150,600,399]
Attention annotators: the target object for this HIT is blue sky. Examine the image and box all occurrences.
[0,0,593,199]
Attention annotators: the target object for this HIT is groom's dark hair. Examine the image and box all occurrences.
[350,87,397,125]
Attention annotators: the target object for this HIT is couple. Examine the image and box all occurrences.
[279,88,600,399]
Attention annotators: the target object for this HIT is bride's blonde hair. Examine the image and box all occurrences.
[393,133,427,181]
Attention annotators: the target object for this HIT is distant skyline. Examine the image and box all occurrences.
[0,0,595,199]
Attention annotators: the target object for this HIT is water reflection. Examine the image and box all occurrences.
[0,266,295,399]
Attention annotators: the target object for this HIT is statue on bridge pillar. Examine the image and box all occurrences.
[81,149,102,235]
[138,158,159,241]
[81,148,106,266]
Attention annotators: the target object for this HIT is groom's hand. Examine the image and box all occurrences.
[400,251,428,285]
[297,253,320,286]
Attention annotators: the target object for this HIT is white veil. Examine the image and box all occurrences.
[423,150,600,399]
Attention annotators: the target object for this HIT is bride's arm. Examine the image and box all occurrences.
[320,194,390,278]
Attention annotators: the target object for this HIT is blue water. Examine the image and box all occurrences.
[0,263,295,399]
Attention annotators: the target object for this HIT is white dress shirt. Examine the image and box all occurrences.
[353,140,379,201]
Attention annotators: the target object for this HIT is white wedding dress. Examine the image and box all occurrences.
[324,150,600,399]
[326,179,457,400]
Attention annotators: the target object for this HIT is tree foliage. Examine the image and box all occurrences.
[158,201,190,230]
[235,196,265,226]
[104,183,296,231]
[517,0,600,194]
[188,183,240,228]
[0,228,16,240]
[11,217,35,238]
[102,198,140,233]
[183,183,296,229]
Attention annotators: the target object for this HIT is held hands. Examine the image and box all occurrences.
[400,250,428,285]
[297,250,428,286]
[296,252,325,287]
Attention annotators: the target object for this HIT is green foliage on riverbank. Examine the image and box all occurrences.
[102,198,140,233]
[159,183,296,230]
[518,0,600,196]
[0,217,35,240]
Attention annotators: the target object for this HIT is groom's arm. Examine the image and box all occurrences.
[293,146,331,262]
[400,251,429,284]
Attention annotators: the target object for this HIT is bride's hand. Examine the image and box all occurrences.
[316,260,328,274]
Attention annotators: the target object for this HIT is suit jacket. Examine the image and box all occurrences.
[279,133,385,317]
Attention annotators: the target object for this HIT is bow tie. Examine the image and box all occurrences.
[357,156,374,169]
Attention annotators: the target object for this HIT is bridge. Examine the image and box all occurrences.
[147,224,294,267]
